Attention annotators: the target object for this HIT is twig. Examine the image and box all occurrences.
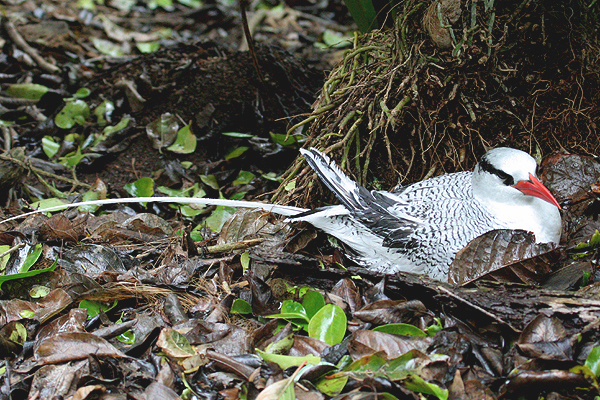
[0,152,91,190]
[202,238,265,253]
[3,20,60,74]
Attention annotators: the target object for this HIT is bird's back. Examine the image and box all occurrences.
[292,150,505,281]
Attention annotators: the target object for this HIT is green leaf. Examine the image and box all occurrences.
[262,172,281,182]
[0,258,57,286]
[255,348,320,370]
[20,244,43,273]
[403,374,448,400]
[5,83,48,100]
[224,146,249,160]
[79,300,117,319]
[200,174,220,190]
[221,132,255,138]
[284,179,296,191]
[74,88,91,98]
[55,99,91,129]
[321,30,353,48]
[302,290,325,320]
[78,188,101,213]
[42,136,60,158]
[178,0,203,7]
[425,318,443,336]
[91,37,125,57]
[373,323,427,337]
[29,198,69,215]
[7,322,27,345]
[29,285,51,298]
[0,245,11,271]
[117,330,135,344]
[166,125,197,154]
[204,205,236,232]
[157,328,195,358]
[316,374,348,397]
[231,298,252,314]
[93,100,115,127]
[240,251,250,274]
[342,0,378,32]
[124,177,155,197]
[136,41,160,53]
[102,117,130,136]
[345,351,388,372]
[233,171,255,185]
[307,304,347,345]
[269,132,304,147]
[586,347,600,377]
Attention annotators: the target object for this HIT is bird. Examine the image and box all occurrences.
[286,147,562,281]
[0,147,561,282]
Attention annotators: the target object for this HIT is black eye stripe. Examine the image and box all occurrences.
[478,157,515,186]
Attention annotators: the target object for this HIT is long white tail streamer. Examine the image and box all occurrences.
[0,197,310,225]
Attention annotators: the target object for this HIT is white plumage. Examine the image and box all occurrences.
[288,147,562,281]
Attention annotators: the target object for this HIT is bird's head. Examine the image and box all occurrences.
[473,147,560,209]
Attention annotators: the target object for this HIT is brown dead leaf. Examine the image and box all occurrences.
[449,229,559,285]
[541,153,600,205]
[39,213,86,242]
[34,332,126,365]
[349,330,433,360]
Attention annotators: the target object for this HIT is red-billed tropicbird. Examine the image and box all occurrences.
[0,147,561,282]
[286,147,561,281]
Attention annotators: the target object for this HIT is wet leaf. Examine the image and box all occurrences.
[224,146,249,160]
[166,124,197,154]
[307,304,346,345]
[449,229,558,285]
[6,83,49,100]
[55,99,90,129]
[350,330,433,359]
[35,332,126,364]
